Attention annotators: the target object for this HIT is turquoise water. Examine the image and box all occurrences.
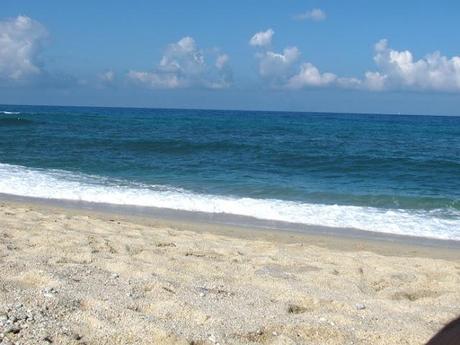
[0,105,459,239]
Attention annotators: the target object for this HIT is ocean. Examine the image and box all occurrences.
[0,105,459,240]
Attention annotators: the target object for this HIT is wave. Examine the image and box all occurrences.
[0,163,458,240]
[1,111,21,115]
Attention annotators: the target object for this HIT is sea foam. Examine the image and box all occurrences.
[0,163,459,240]
[1,111,20,115]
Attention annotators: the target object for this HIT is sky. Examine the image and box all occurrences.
[1,0,460,115]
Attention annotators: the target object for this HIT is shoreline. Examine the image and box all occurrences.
[1,161,458,242]
[1,193,460,261]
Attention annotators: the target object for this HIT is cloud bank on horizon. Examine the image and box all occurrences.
[1,14,460,94]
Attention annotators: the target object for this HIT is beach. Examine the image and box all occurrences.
[2,3,460,344]
[1,200,459,345]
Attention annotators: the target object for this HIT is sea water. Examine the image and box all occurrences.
[0,105,459,240]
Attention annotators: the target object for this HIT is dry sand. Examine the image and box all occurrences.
[0,201,459,345]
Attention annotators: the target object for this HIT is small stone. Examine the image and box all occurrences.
[199,292,205,297]
[355,303,366,310]
[272,331,278,336]
[5,325,20,334]
[111,273,119,279]
[208,334,217,343]
[43,287,58,297]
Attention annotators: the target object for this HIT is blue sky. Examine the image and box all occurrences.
[1,0,460,115]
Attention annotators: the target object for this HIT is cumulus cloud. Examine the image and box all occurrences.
[258,47,300,81]
[295,9,326,22]
[363,71,388,91]
[336,73,387,91]
[128,36,231,89]
[0,15,48,82]
[249,29,274,47]
[365,39,460,92]
[250,29,335,89]
[336,40,460,92]
[250,31,460,93]
[287,63,336,89]
[128,70,181,89]
[212,54,232,89]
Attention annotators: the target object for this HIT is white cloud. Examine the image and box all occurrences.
[255,46,336,89]
[0,15,48,81]
[158,36,204,76]
[211,54,232,89]
[295,9,326,22]
[250,32,335,89]
[336,77,362,89]
[337,40,460,92]
[215,54,229,70]
[287,63,336,89]
[249,29,274,47]
[127,70,180,89]
[99,70,115,83]
[258,47,300,80]
[251,33,460,93]
[337,73,388,91]
[364,39,460,92]
[363,71,387,91]
[128,36,231,89]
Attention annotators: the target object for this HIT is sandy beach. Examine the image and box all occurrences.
[0,200,459,345]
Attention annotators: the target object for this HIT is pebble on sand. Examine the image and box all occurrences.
[355,303,366,310]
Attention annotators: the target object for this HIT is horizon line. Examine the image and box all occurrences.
[0,102,458,118]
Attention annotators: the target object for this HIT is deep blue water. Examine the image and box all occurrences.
[1,105,459,239]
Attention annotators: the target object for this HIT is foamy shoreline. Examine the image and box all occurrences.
[0,199,459,344]
[2,192,460,249]
[1,162,459,241]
